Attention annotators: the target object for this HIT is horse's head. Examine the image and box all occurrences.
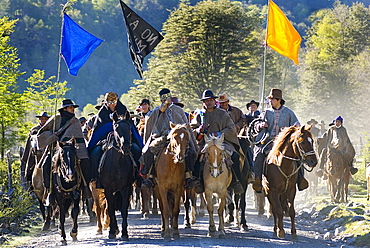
[112,116,131,154]
[292,125,318,167]
[202,133,225,178]
[54,138,77,183]
[166,122,190,164]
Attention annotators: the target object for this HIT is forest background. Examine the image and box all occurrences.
[1,0,370,159]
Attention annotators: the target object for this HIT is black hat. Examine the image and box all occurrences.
[59,99,79,111]
[79,117,87,123]
[200,89,217,101]
[159,88,171,100]
[139,98,150,106]
[246,100,259,109]
[36,112,50,118]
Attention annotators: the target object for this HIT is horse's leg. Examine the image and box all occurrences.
[255,192,265,217]
[190,190,196,224]
[57,195,67,245]
[267,193,285,239]
[225,191,234,224]
[184,189,191,228]
[199,193,206,217]
[218,191,227,238]
[141,187,150,218]
[120,187,131,241]
[287,193,297,240]
[152,188,159,215]
[234,192,240,226]
[158,187,171,241]
[86,198,96,225]
[172,190,182,239]
[70,197,80,241]
[205,190,216,237]
[240,188,248,231]
[94,196,103,234]
[105,189,118,239]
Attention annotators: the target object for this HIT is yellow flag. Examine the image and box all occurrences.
[266,0,302,65]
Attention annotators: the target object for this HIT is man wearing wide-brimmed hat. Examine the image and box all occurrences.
[140,88,199,190]
[307,118,320,138]
[191,89,244,194]
[252,88,309,192]
[218,93,244,133]
[37,99,92,204]
[21,112,51,186]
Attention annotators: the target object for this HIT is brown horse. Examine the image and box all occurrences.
[263,125,317,240]
[155,122,190,241]
[89,181,110,234]
[202,133,232,238]
[325,147,350,203]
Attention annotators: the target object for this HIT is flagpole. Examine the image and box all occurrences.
[259,0,271,112]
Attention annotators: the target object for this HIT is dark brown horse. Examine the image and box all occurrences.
[155,122,190,241]
[263,125,317,240]
[325,147,350,203]
[99,118,135,240]
[51,139,81,245]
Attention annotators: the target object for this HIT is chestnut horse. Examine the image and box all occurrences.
[156,122,190,241]
[263,125,317,240]
[325,147,350,203]
[202,133,232,238]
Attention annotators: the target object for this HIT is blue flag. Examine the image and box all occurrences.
[61,14,103,76]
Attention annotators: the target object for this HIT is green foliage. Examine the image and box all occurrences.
[124,0,265,110]
[24,69,70,116]
[0,160,36,228]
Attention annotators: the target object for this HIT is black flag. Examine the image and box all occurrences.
[120,1,164,78]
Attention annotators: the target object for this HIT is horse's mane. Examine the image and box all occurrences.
[201,134,224,153]
[269,126,297,157]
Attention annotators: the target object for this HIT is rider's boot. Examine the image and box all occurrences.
[230,180,244,194]
[252,177,262,193]
[185,171,201,189]
[82,185,92,199]
[141,176,154,189]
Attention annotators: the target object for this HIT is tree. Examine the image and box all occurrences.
[294,1,370,138]
[124,0,264,110]
[0,17,27,159]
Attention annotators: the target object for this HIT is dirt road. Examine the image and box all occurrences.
[16,188,358,248]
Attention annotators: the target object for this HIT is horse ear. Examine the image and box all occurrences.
[170,122,176,129]
[220,132,224,142]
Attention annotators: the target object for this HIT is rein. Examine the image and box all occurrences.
[275,134,316,193]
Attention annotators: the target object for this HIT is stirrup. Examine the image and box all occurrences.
[142,178,154,189]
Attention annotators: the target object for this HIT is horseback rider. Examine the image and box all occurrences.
[134,98,150,138]
[307,119,320,138]
[252,88,309,193]
[140,88,199,189]
[87,92,129,188]
[218,93,244,133]
[316,116,358,177]
[37,99,92,204]
[191,89,245,194]
[21,112,50,185]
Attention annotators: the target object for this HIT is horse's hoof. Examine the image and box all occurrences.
[209,225,216,233]
[121,235,129,241]
[173,233,180,240]
[152,210,159,216]
[96,229,103,235]
[42,223,50,231]
[184,223,191,229]
[70,231,78,241]
[219,231,226,239]
[198,210,205,217]
[277,230,285,239]
[161,231,165,238]
[240,224,249,232]
[207,231,217,237]
[61,239,67,246]
[108,233,116,239]
[163,233,172,242]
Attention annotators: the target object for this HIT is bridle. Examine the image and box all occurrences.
[274,131,316,193]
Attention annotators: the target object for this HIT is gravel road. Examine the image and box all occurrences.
[16,188,358,248]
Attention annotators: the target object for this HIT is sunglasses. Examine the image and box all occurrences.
[106,101,117,105]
